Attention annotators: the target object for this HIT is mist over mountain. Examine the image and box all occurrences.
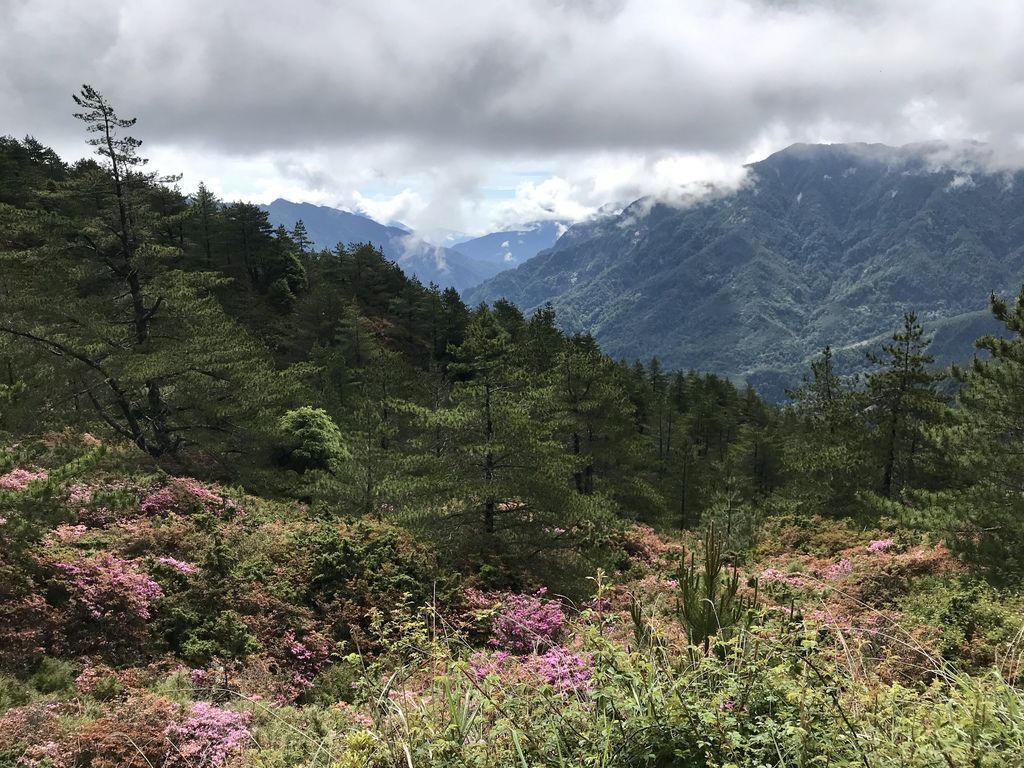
[467,142,1024,398]
[447,221,567,270]
[262,199,493,291]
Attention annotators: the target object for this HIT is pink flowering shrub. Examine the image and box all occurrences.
[139,486,178,516]
[140,478,239,517]
[759,568,814,590]
[164,702,253,768]
[0,467,47,491]
[527,646,593,694]
[283,629,332,698]
[156,556,199,575]
[491,589,565,653]
[868,539,895,554]
[818,558,853,581]
[49,552,163,621]
[66,483,94,507]
[468,649,512,680]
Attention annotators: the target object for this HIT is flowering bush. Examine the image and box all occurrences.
[49,553,163,621]
[140,478,238,517]
[283,628,333,698]
[491,589,565,653]
[156,556,199,575]
[164,702,253,768]
[527,646,593,694]
[468,649,512,681]
[868,538,895,553]
[0,467,47,491]
[817,558,853,581]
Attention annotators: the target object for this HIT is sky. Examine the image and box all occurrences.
[4,0,1024,236]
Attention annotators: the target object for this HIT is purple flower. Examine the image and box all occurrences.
[491,590,565,653]
[157,556,199,575]
[527,646,593,694]
[164,702,252,768]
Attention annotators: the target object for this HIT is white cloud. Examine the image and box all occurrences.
[5,0,1024,233]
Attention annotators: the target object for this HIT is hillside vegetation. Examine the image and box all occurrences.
[1,88,1023,767]
[468,142,1024,398]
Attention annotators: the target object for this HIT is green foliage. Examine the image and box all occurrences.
[902,577,1024,667]
[29,657,78,695]
[923,288,1024,576]
[275,407,347,474]
[179,610,261,666]
[676,524,753,654]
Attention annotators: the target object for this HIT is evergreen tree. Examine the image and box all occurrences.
[865,313,946,498]
[0,86,302,460]
[292,219,311,254]
[930,291,1024,575]
[783,346,870,516]
[401,309,611,567]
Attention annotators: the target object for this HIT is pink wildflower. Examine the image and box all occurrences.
[283,629,331,695]
[51,553,163,621]
[0,468,47,491]
[491,590,565,653]
[468,650,511,680]
[164,702,252,768]
[157,556,199,575]
[527,646,593,694]
[867,539,895,553]
[67,483,93,507]
[818,558,853,581]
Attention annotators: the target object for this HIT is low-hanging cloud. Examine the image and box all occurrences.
[4,0,1024,232]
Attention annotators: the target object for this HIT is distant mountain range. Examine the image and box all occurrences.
[466,142,1024,398]
[261,199,563,292]
[448,221,568,271]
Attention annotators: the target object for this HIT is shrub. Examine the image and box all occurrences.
[491,589,565,653]
[274,407,347,474]
[164,701,253,768]
[29,657,78,695]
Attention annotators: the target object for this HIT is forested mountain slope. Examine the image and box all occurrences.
[468,143,1024,397]
[262,198,492,291]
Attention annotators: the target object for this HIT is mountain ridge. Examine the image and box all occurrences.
[466,141,1024,398]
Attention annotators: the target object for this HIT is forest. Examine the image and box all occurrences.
[0,87,1022,767]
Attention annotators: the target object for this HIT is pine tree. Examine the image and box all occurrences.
[783,346,870,516]
[864,313,946,498]
[0,86,302,460]
[292,219,311,254]
[401,309,611,567]
[930,291,1024,575]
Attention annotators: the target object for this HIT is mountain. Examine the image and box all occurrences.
[466,142,1024,398]
[450,221,567,270]
[262,199,489,291]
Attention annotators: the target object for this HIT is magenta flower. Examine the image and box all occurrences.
[164,702,252,768]
[157,556,199,575]
[50,553,163,620]
[491,590,565,653]
[527,646,593,694]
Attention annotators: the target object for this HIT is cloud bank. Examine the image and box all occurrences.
[4,0,1024,232]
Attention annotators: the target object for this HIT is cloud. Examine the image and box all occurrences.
[4,0,1024,232]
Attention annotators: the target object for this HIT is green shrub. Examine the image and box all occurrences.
[29,657,78,695]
